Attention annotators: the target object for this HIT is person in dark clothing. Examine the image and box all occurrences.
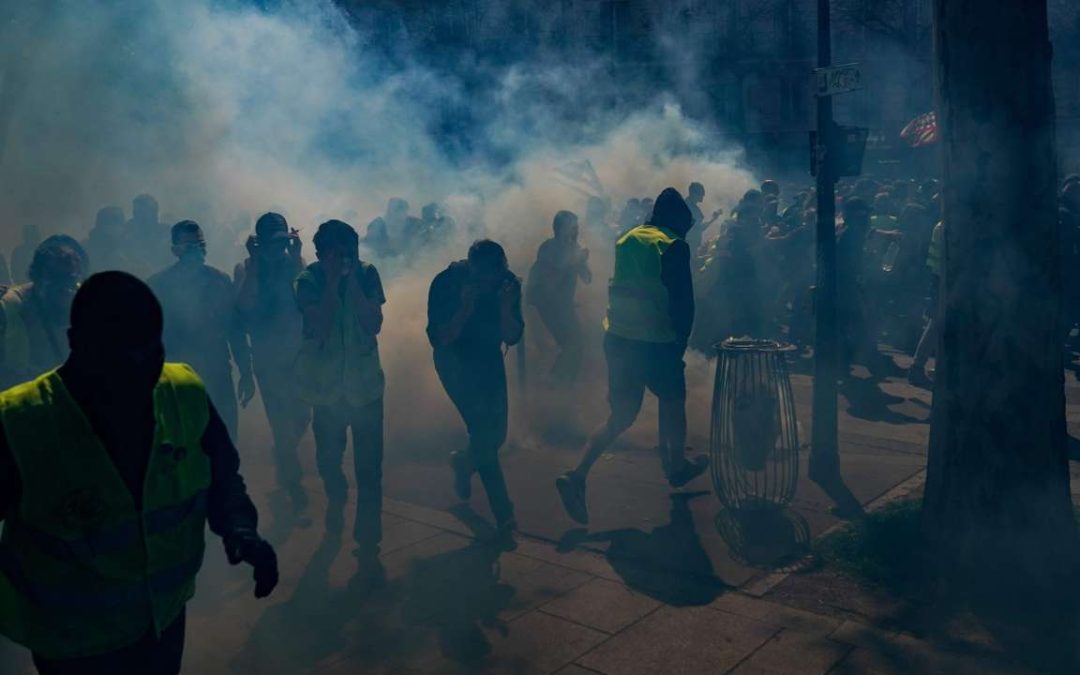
[126,193,171,278]
[149,221,253,442]
[83,206,133,275]
[293,220,387,586]
[0,271,276,675]
[527,210,591,385]
[836,197,877,374]
[428,240,524,543]
[365,197,423,260]
[235,212,310,517]
[684,182,721,256]
[556,188,708,526]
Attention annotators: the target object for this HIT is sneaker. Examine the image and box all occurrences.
[668,454,710,488]
[556,472,589,525]
[451,451,472,501]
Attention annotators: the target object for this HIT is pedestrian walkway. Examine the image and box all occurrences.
[179,491,1019,674]
[3,349,1076,673]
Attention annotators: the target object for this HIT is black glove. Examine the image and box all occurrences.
[225,530,278,599]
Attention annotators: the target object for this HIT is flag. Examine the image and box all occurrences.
[900,111,939,147]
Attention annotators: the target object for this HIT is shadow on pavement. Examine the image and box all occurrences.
[714,506,810,569]
[230,531,402,673]
[557,491,727,606]
[400,538,515,667]
[262,488,312,549]
[841,375,920,424]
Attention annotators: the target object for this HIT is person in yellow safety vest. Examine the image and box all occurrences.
[556,188,710,525]
[0,235,88,390]
[293,219,387,591]
[909,221,944,388]
[0,271,277,674]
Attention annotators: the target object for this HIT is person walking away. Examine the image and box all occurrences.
[555,188,709,525]
[9,224,41,284]
[293,220,386,587]
[526,210,591,385]
[909,220,944,387]
[235,212,311,517]
[0,236,87,389]
[836,198,881,377]
[428,240,524,544]
[0,271,277,675]
[148,221,253,443]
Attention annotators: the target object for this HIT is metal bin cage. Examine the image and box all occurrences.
[709,338,799,511]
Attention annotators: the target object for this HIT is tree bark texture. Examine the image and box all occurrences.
[925,0,1078,578]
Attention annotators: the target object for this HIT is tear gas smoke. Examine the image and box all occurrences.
[0,0,756,448]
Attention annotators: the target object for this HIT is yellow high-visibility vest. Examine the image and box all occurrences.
[604,224,679,343]
[0,363,210,659]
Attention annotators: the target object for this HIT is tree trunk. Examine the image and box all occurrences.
[924,0,1078,585]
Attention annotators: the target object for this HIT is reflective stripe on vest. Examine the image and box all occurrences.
[15,489,207,563]
[0,363,211,660]
[0,548,203,610]
[604,224,678,343]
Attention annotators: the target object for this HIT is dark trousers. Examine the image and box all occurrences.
[434,347,515,525]
[536,301,583,384]
[312,397,384,554]
[194,362,238,443]
[33,610,185,675]
[254,356,311,492]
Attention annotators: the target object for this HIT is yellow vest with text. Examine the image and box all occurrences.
[293,264,385,408]
[0,364,211,659]
[604,224,679,343]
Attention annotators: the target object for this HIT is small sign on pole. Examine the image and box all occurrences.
[814,63,863,97]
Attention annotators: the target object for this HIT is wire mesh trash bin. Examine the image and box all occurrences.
[710,338,799,511]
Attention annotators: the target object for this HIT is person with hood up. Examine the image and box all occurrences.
[556,188,709,525]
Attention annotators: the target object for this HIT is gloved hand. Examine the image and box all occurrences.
[225,531,278,599]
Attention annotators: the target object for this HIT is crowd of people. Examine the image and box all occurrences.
[0,179,715,672]
[3,171,1080,672]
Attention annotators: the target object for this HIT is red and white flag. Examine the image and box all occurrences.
[900,111,939,147]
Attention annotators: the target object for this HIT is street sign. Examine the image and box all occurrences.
[814,63,862,97]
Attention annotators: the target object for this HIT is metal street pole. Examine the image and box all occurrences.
[810,0,839,483]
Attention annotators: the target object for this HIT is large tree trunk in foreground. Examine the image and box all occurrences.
[925,0,1078,582]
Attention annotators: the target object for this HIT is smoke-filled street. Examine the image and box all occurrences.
[4,1,1080,674]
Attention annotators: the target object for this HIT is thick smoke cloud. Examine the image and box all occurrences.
[0,0,756,446]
